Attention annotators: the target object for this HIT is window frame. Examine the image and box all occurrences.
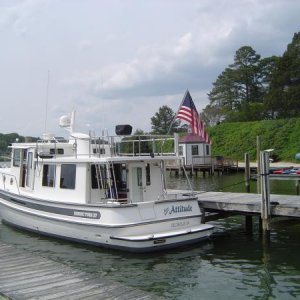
[60,164,76,190]
[42,164,56,187]
[13,149,21,167]
[191,145,199,156]
[206,144,210,156]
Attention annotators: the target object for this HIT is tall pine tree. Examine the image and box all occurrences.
[265,32,300,118]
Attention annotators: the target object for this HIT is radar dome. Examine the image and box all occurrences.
[59,115,71,128]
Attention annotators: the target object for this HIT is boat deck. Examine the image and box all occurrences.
[0,242,158,300]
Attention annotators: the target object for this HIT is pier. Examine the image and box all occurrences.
[167,156,236,177]
[0,242,157,300]
[195,152,300,233]
[197,191,300,219]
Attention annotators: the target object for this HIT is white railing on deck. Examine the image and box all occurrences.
[34,133,180,159]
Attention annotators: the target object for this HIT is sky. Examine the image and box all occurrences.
[0,0,299,137]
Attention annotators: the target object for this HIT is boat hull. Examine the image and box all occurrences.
[0,191,213,252]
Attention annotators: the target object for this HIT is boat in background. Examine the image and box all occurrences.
[0,112,213,252]
[272,167,300,175]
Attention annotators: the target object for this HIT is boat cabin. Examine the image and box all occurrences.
[5,133,174,206]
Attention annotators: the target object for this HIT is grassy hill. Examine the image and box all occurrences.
[1,119,300,162]
[208,118,300,162]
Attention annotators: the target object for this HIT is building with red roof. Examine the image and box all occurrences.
[178,133,211,166]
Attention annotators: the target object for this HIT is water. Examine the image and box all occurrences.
[1,172,300,299]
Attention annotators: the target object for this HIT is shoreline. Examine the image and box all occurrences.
[237,161,300,169]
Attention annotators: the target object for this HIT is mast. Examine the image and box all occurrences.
[44,70,50,133]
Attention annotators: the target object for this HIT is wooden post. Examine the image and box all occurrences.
[296,180,300,195]
[257,136,261,194]
[191,157,194,175]
[244,153,250,193]
[244,153,252,233]
[260,150,271,233]
[174,133,179,157]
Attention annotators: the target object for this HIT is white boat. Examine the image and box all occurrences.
[0,113,213,252]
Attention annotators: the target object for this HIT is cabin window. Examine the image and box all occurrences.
[26,152,33,187]
[50,148,64,155]
[192,145,199,155]
[112,163,127,189]
[93,148,105,154]
[91,164,98,189]
[42,164,56,187]
[91,164,107,189]
[206,145,210,156]
[146,164,151,186]
[60,164,76,189]
[137,167,142,187]
[13,149,21,167]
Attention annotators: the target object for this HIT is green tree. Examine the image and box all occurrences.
[206,46,276,122]
[265,31,300,118]
[150,105,180,134]
[208,67,239,114]
[231,46,262,104]
[201,104,224,126]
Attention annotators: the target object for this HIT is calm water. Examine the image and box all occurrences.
[1,172,300,299]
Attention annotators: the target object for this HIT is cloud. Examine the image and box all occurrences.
[0,0,47,36]
[55,0,300,136]
[1,0,300,136]
[78,40,94,52]
[78,1,299,101]
[174,33,193,56]
[64,29,223,101]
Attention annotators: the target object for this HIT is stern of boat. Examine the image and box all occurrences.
[107,195,214,252]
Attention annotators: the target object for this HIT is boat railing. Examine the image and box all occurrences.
[104,133,179,157]
[36,136,69,159]
[33,133,180,159]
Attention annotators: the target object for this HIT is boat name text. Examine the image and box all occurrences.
[171,221,190,228]
[164,205,192,215]
[73,210,100,219]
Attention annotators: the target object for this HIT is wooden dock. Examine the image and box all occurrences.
[196,191,300,218]
[0,242,158,300]
[167,164,232,177]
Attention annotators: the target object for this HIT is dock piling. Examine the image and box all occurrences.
[260,150,271,233]
[256,136,261,194]
[244,153,253,233]
[244,153,250,193]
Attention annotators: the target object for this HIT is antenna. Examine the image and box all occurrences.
[44,70,50,132]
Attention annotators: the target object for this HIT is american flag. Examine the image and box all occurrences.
[176,90,211,143]
[176,90,201,135]
[199,118,211,144]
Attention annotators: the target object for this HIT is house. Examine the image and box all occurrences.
[178,133,212,167]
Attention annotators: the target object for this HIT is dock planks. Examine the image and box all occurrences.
[196,191,300,217]
[0,242,158,300]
